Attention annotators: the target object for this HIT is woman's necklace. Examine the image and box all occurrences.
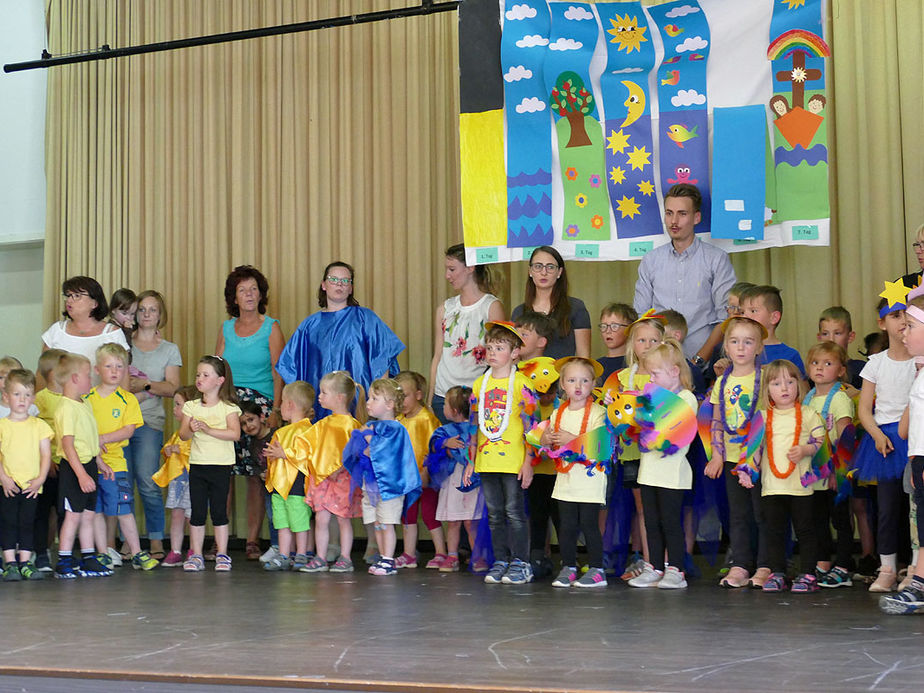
[766,403,802,479]
[478,369,517,441]
[718,365,760,434]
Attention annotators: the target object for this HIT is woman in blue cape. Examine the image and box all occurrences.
[276,261,405,419]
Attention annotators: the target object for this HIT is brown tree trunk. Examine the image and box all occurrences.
[564,111,591,148]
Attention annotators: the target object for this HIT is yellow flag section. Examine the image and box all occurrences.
[460,109,507,250]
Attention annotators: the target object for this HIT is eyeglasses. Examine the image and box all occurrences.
[63,291,89,300]
[529,263,559,274]
[725,305,743,314]
[599,322,629,332]
[325,276,352,286]
[913,242,924,251]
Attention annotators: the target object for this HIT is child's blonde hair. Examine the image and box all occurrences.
[395,370,427,395]
[0,356,23,373]
[723,316,766,349]
[599,302,637,323]
[96,342,129,365]
[369,378,404,414]
[53,353,91,387]
[806,341,848,371]
[659,310,688,341]
[37,349,67,381]
[640,338,693,391]
[625,318,665,370]
[559,357,598,382]
[759,359,806,408]
[5,368,35,392]
[320,370,367,423]
[282,381,316,421]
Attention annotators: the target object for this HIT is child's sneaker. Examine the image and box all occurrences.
[132,550,159,571]
[299,555,329,573]
[657,566,687,590]
[501,559,533,585]
[369,557,397,576]
[106,546,123,568]
[880,582,924,614]
[869,567,897,593]
[2,564,21,582]
[215,553,232,572]
[161,551,184,568]
[55,556,78,579]
[628,562,663,588]
[79,555,112,577]
[552,565,578,588]
[34,551,53,573]
[439,555,461,573]
[575,567,608,588]
[818,566,853,588]
[471,559,490,573]
[263,555,288,571]
[97,553,114,572]
[620,552,646,580]
[329,557,354,573]
[394,552,418,569]
[19,563,44,581]
[791,573,819,593]
[425,553,448,569]
[291,554,310,571]
[484,560,509,584]
[183,553,205,572]
[259,545,282,564]
[761,572,789,592]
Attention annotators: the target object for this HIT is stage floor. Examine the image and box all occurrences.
[0,556,921,692]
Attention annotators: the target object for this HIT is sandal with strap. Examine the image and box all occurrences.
[245,542,262,561]
[215,553,232,572]
[762,572,789,593]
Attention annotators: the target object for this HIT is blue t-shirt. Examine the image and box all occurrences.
[760,342,805,377]
[222,316,278,400]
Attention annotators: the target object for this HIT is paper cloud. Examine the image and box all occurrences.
[549,38,583,51]
[612,67,644,74]
[675,36,709,52]
[516,97,547,114]
[563,6,594,20]
[516,34,550,48]
[671,89,706,107]
[504,65,534,82]
[505,4,537,21]
[665,5,700,18]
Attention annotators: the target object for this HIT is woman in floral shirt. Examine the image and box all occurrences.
[428,244,505,424]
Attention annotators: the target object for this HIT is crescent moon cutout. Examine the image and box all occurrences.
[621,80,645,128]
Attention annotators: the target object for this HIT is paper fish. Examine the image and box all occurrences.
[606,389,642,439]
[688,53,705,61]
[635,383,697,456]
[526,420,614,476]
[660,69,680,86]
[667,124,699,148]
[664,24,684,37]
[663,55,681,64]
[518,357,559,394]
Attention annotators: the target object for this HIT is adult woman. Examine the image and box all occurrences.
[216,265,286,560]
[41,276,128,375]
[428,244,504,422]
[511,246,590,360]
[277,261,404,419]
[123,290,181,560]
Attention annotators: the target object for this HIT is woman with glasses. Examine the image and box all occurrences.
[215,265,286,559]
[277,261,404,420]
[428,244,504,423]
[511,246,591,359]
[901,224,924,289]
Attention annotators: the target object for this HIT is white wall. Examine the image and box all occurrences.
[0,1,46,367]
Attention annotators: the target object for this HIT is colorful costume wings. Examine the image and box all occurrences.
[635,383,697,456]
[697,400,765,481]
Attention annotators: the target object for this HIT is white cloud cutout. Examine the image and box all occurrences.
[504,65,534,82]
[665,5,700,18]
[516,97,547,113]
[612,67,644,74]
[516,34,550,48]
[505,4,537,21]
[675,36,708,52]
[563,6,594,21]
[549,38,583,51]
[671,88,706,107]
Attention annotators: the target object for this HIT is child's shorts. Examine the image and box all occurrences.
[271,492,312,532]
[362,492,404,526]
[165,471,192,518]
[96,471,134,517]
[58,458,98,514]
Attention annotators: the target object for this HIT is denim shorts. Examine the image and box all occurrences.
[96,471,134,516]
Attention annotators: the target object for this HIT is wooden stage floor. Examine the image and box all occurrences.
[0,556,922,692]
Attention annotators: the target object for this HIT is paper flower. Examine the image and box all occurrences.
[575,193,588,208]
[589,174,602,188]
[591,215,604,229]
[565,224,580,237]
[565,167,578,180]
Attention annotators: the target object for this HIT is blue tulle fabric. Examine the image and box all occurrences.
[276,306,405,418]
[424,422,471,489]
[342,420,421,512]
[852,421,908,482]
[683,435,728,565]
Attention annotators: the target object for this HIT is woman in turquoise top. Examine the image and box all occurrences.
[216,265,286,559]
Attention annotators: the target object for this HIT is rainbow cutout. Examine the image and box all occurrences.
[767,29,830,61]
[526,420,614,476]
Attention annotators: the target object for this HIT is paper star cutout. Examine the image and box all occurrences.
[879,279,910,308]
[609,166,626,185]
[626,145,651,171]
[607,128,630,154]
[637,180,655,196]
[616,195,641,219]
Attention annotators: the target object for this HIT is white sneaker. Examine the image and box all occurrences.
[657,566,688,589]
[259,545,281,564]
[628,562,663,588]
[107,547,123,568]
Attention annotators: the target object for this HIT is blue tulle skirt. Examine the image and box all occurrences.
[853,422,908,482]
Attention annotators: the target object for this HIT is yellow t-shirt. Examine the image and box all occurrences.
[638,389,698,490]
[760,405,825,497]
[551,403,608,504]
[86,387,144,473]
[182,399,242,466]
[709,371,759,463]
[805,388,855,491]
[472,370,536,474]
[34,389,64,460]
[305,414,362,482]
[398,406,441,471]
[0,416,54,490]
[616,367,650,461]
[54,396,100,465]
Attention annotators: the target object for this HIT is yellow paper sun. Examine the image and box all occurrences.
[616,195,641,219]
[626,145,651,171]
[607,128,630,154]
[782,0,806,9]
[637,180,655,197]
[609,166,627,185]
[607,14,648,54]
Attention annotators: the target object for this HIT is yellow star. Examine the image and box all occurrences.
[609,166,626,185]
[637,180,655,196]
[616,195,641,219]
[782,0,805,8]
[607,128,630,154]
[625,145,651,171]
[879,279,910,308]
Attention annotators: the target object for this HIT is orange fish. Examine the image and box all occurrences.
[660,69,680,86]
